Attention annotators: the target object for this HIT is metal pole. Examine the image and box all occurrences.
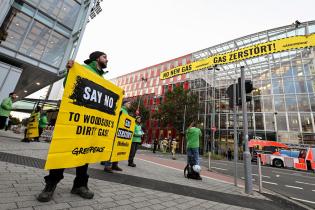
[211,68,216,154]
[258,156,262,193]
[182,104,186,154]
[233,81,238,186]
[241,66,253,194]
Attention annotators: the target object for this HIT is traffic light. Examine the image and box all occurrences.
[238,78,254,104]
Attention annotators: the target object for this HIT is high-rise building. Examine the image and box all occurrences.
[0,0,94,101]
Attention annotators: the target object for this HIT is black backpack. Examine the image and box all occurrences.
[184,164,202,180]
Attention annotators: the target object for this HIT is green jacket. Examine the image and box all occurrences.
[39,115,48,128]
[186,127,201,149]
[132,124,143,143]
[121,106,128,114]
[0,97,13,117]
[63,61,105,87]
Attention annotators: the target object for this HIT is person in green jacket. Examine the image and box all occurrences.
[34,111,48,142]
[37,51,108,203]
[0,92,17,130]
[128,116,144,167]
[186,121,202,167]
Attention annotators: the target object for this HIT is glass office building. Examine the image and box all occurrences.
[188,21,315,149]
[0,0,93,101]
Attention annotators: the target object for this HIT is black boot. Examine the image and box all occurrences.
[71,186,94,199]
[37,183,57,202]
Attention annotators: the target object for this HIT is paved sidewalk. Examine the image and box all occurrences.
[0,135,309,210]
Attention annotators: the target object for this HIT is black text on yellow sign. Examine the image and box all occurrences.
[26,112,39,138]
[110,112,135,162]
[160,34,315,80]
[45,63,124,170]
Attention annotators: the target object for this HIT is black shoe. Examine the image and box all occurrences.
[37,183,57,202]
[100,161,105,165]
[112,166,123,171]
[104,167,113,173]
[71,186,94,199]
[128,163,136,167]
[196,175,202,180]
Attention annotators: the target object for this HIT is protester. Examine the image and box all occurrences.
[162,138,168,153]
[186,121,202,180]
[0,92,17,130]
[103,99,131,173]
[37,51,109,202]
[128,116,144,167]
[37,111,48,142]
[33,106,42,142]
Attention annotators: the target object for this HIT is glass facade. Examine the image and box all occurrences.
[0,0,81,68]
[189,21,315,150]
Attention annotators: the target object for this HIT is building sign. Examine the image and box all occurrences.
[160,34,315,80]
[110,112,135,162]
[45,63,123,170]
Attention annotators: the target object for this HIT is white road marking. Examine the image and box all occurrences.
[275,174,280,177]
[312,190,315,192]
[296,181,315,186]
[285,185,303,190]
[252,173,271,178]
[290,197,315,204]
[262,181,278,185]
[212,162,228,166]
[211,166,227,171]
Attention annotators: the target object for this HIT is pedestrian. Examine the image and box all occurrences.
[227,148,232,161]
[0,92,17,130]
[171,138,178,160]
[186,121,202,180]
[162,138,168,153]
[128,116,144,167]
[37,51,109,202]
[103,99,131,173]
[153,139,158,153]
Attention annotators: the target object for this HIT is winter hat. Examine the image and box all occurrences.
[122,99,130,105]
[84,51,106,64]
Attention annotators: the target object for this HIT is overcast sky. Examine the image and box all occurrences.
[75,0,315,79]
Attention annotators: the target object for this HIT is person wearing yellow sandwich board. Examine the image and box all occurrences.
[37,51,109,202]
[128,116,144,167]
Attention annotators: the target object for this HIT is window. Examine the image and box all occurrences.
[276,114,287,131]
[274,95,286,112]
[19,20,51,60]
[288,113,300,131]
[57,0,80,29]
[285,95,298,111]
[297,95,311,112]
[265,114,275,131]
[0,8,32,51]
[39,0,63,19]
[301,113,313,132]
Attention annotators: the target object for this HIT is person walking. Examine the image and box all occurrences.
[37,51,109,202]
[171,138,178,160]
[128,116,144,167]
[103,99,131,173]
[0,92,17,130]
[153,139,158,153]
[227,148,232,161]
[186,121,202,180]
[37,111,48,142]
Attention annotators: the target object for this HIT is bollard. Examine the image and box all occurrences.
[208,152,211,171]
[257,156,263,193]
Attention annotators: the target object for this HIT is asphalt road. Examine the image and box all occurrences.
[140,150,315,209]
[202,157,315,209]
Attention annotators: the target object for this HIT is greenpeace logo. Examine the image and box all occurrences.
[124,119,131,128]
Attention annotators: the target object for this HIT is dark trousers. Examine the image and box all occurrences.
[0,116,7,130]
[128,142,139,164]
[153,144,157,153]
[44,164,89,188]
[34,128,44,141]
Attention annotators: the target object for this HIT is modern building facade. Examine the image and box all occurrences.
[112,20,315,150]
[0,0,94,101]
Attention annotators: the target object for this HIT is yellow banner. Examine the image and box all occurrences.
[160,34,315,80]
[26,112,39,138]
[45,63,123,170]
[110,112,135,162]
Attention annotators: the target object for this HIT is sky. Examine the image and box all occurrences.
[76,0,315,80]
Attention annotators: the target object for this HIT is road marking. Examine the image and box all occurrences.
[285,185,303,190]
[312,190,315,192]
[262,181,278,185]
[211,167,227,171]
[296,181,315,186]
[241,177,255,181]
[212,162,228,166]
[290,197,315,204]
[252,174,270,178]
